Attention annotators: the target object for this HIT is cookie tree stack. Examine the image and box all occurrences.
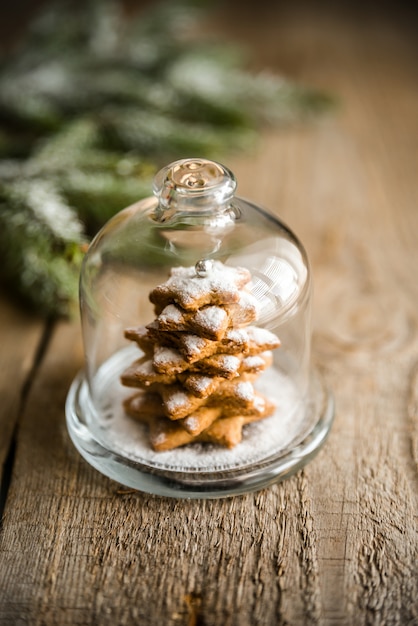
[121,260,280,451]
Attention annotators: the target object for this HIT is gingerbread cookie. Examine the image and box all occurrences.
[146,322,250,364]
[121,356,176,387]
[152,347,242,379]
[156,303,230,341]
[122,260,280,450]
[181,391,275,436]
[226,290,260,327]
[124,392,274,451]
[150,261,251,311]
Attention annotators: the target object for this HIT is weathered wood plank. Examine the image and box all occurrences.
[0,2,417,625]
[245,5,418,625]
[0,321,321,626]
[0,298,46,478]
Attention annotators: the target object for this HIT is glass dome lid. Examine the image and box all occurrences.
[66,157,334,498]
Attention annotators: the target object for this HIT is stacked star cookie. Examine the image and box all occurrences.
[121,261,280,451]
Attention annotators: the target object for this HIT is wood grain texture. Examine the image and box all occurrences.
[0,2,417,625]
[0,300,45,472]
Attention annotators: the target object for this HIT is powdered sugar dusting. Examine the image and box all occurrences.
[253,395,266,412]
[242,355,265,369]
[195,306,228,332]
[181,333,210,359]
[164,388,190,410]
[154,346,186,371]
[184,415,199,431]
[247,326,281,348]
[217,354,241,373]
[233,381,255,402]
[153,431,167,445]
[225,328,247,342]
[187,374,216,395]
[150,261,251,310]
[88,347,317,473]
[228,290,260,325]
[157,304,228,337]
[159,304,183,325]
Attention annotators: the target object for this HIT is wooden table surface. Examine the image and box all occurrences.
[1,2,417,625]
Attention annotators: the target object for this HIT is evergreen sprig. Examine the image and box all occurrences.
[0,179,85,316]
[0,0,333,316]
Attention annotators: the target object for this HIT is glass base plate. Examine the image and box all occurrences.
[65,349,334,499]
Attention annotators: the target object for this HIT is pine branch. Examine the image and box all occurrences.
[0,180,85,316]
[0,0,335,317]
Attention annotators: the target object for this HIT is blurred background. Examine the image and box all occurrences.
[0,0,417,318]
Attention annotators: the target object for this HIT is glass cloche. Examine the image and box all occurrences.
[66,158,334,498]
